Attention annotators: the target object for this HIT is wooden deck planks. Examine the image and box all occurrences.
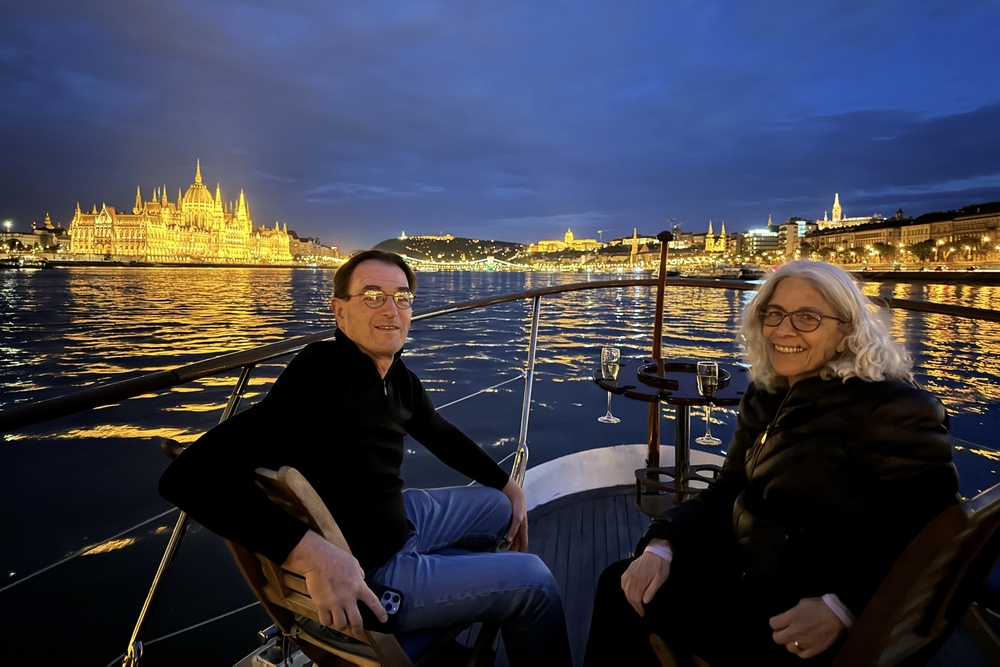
[528,485,651,665]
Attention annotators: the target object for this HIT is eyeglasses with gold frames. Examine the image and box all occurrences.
[343,289,415,309]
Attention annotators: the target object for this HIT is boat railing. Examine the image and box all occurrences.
[2,277,999,666]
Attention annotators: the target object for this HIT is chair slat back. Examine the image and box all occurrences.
[833,481,1000,666]
[223,465,413,667]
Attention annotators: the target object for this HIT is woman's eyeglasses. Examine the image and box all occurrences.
[758,308,846,332]
[344,289,415,309]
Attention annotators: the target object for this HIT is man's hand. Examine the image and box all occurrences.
[282,530,387,630]
[769,597,846,659]
[620,540,672,617]
[501,479,529,552]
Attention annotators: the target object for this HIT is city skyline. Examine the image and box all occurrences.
[2,1,1000,253]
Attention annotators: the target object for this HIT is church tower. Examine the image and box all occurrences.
[832,193,843,224]
[705,220,727,253]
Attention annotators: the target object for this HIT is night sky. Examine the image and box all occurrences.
[2,1,999,253]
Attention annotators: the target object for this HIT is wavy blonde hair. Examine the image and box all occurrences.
[739,260,912,391]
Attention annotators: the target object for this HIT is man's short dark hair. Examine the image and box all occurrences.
[333,250,417,298]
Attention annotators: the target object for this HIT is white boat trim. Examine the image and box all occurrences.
[522,444,726,512]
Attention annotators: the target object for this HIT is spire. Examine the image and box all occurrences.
[162,184,168,204]
[832,193,842,223]
[767,214,773,227]
[707,220,714,235]
[720,220,726,236]
[134,186,142,213]
[237,189,248,217]
[195,159,203,185]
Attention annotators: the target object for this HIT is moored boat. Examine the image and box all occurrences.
[0,254,49,269]
[682,263,742,279]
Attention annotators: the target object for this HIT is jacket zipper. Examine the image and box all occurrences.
[748,385,795,476]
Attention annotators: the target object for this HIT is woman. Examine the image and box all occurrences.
[584,260,960,666]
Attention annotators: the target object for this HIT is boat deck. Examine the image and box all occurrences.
[524,485,996,667]
[528,484,651,662]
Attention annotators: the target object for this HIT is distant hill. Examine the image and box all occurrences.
[372,236,526,263]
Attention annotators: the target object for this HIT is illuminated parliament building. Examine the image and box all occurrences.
[69,161,293,264]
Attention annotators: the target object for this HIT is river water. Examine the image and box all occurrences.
[1,266,998,664]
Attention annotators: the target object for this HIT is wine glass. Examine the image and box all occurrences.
[694,361,721,445]
[598,347,621,424]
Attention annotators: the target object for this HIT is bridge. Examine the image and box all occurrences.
[402,256,529,271]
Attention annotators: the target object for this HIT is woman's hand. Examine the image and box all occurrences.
[501,478,529,552]
[769,597,846,659]
[620,540,672,616]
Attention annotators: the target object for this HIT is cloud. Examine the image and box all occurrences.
[1,0,999,251]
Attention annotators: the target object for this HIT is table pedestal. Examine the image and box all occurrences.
[595,359,749,516]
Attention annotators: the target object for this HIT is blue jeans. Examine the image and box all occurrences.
[369,486,571,666]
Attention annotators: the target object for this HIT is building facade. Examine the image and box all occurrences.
[527,228,601,253]
[801,201,1000,264]
[68,161,293,264]
[704,220,727,253]
[817,193,884,230]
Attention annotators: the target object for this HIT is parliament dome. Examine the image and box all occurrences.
[184,159,215,204]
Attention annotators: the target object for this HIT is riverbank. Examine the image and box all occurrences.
[851,269,1000,285]
[41,257,331,269]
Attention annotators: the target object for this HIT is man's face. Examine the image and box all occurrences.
[332,260,412,367]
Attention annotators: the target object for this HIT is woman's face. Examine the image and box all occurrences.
[763,277,849,387]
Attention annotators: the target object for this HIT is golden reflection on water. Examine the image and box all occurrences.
[81,538,137,556]
[2,270,997,461]
[2,270,999,576]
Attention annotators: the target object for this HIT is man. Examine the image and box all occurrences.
[160,250,570,665]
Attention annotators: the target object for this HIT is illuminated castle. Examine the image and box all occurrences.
[528,228,601,253]
[68,161,292,264]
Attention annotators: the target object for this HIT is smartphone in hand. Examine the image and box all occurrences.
[359,581,404,633]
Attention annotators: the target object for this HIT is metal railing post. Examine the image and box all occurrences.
[122,511,189,667]
[511,295,542,487]
[120,364,257,666]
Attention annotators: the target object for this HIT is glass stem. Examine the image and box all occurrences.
[704,405,712,436]
[606,391,614,415]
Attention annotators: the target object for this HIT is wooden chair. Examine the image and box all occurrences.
[161,439,495,666]
[832,481,1000,666]
[650,481,1000,667]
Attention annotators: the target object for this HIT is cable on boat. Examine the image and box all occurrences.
[0,506,179,594]
[2,373,524,595]
[103,601,262,667]
[433,371,526,410]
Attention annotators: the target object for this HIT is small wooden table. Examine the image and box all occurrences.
[594,359,750,515]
